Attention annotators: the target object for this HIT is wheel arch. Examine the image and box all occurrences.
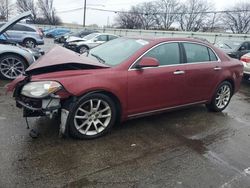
[0,52,29,67]
[81,89,122,122]
[78,44,89,50]
[208,78,235,104]
[23,37,37,44]
[223,78,235,93]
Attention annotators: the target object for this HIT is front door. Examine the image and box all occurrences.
[127,42,186,115]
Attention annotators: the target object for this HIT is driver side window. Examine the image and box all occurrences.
[96,35,108,42]
[143,43,180,66]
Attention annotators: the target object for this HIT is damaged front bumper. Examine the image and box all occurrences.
[12,77,72,136]
[16,95,70,136]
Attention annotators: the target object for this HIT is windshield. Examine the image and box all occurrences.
[87,37,149,66]
[215,41,241,50]
[83,33,99,40]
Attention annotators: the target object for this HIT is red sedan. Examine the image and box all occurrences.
[8,37,243,139]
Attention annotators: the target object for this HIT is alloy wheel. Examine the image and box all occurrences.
[215,84,231,109]
[73,99,112,136]
[0,57,25,79]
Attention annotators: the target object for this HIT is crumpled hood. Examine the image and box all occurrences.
[26,45,109,73]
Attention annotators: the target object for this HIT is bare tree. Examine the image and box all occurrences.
[155,0,180,29]
[16,0,37,23]
[178,0,212,31]
[115,2,157,29]
[37,0,61,25]
[222,2,250,34]
[134,2,158,29]
[0,0,13,21]
[115,11,142,29]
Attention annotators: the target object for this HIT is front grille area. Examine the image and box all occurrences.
[17,96,42,109]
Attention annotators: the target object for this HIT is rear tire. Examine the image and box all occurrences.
[23,38,36,48]
[206,81,232,112]
[68,93,117,139]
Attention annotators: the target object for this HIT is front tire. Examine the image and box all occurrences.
[206,81,232,112]
[78,46,89,54]
[68,93,117,139]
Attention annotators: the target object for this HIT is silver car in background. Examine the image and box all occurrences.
[0,11,42,80]
[64,33,119,54]
[0,22,44,48]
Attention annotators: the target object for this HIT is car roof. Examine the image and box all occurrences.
[94,33,119,36]
[123,36,211,45]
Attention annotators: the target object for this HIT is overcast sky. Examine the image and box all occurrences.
[53,0,246,26]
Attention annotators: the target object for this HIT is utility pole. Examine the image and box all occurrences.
[6,0,8,21]
[83,0,87,27]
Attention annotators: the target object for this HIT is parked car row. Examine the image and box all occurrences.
[0,22,44,48]
[54,29,99,43]
[214,40,250,80]
[64,33,119,54]
[0,12,44,80]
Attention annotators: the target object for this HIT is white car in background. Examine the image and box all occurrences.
[240,53,250,80]
[64,33,119,54]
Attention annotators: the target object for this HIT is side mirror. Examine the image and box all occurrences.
[93,38,97,42]
[136,57,160,69]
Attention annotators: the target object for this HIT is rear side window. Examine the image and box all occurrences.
[10,24,35,32]
[96,35,108,41]
[22,25,36,32]
[183,43,211,63]
[208,48,218,61]
[108,35,118,41]
[144,42,180,66]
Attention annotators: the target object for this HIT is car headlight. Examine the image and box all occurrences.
[21,81,62,98]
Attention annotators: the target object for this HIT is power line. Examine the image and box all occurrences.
[86,7,250,15]
[57,8,83,13]
[57,6,250,15]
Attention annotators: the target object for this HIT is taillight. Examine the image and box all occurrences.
[36,28,43,38]
[240,56,250,63]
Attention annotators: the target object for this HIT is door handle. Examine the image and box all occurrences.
[173,70,185,75]
[214,67,222,71]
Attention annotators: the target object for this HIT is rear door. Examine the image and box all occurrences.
[127,42,186,115]
[180,42,221,103]
[89,34,108,48]
[5,24,24,43]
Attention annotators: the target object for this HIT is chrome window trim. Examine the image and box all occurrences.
[128,41,221,71]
